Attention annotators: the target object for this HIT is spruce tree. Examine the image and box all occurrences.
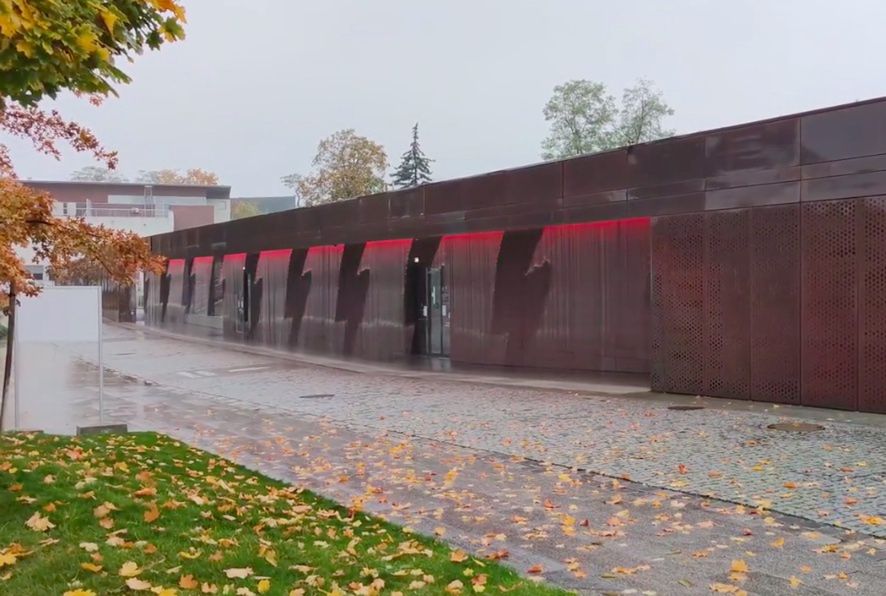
[391,123,433,189]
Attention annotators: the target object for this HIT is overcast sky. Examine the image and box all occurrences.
[8,0,886,196]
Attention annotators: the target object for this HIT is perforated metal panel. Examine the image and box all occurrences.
[703,210,750,399]
[859,197,886,413]
[651,214,705,394]
[750,205,801,404]
[801,200,858,410]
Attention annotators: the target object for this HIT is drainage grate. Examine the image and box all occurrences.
[668,405,705,411]
[298,393,334,399]
[767,422,825,432]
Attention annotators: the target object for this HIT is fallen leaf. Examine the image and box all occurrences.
[257,579,271,593]
[180,575,199,589]
[24,511,53,532]
[225,567,253,579]
[450,550,469,563]
[81,562,103,573]
[144,502,160,523]
[526,565,543,574]
[119,561,142,577]
[125,577,152,591]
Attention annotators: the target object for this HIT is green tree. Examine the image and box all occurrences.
[231,200,262,220]
[0,1,185,106]
[282,129,388,206]
[70,165,127,182]
[391,123,433,189]
[541,79,674,159]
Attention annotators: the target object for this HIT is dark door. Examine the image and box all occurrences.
[426,267,450,356]
[236,267,251,335]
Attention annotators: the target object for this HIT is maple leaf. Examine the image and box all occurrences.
[144,502,161,523]
[63,591,97,596]
[119,561,142,577]
[81,562,103,572]
[450,550,469,563]
[789,576,802,589]
[225,567,253,579]
[0,553,16,567]
[730,560,748,574]
[180,575,199,589]
[25,512,55,532]
[125,577,152,591]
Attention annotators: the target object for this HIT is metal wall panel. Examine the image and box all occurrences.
[165,259,186,329]
[353,240,412,361]
[801,201,858,410]
[749,205,801,404]
[291,245,339,354]
[190,256,213,316]
[254,249,292,349]
[444,232,505,365]
[650,214,705,394]
[859,198,886,413]
[703,210,750,399]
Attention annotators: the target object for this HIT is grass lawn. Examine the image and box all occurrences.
[0,432,563,595]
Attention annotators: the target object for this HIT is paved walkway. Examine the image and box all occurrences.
[33,325,886,594]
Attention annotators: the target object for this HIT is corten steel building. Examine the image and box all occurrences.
[146,98,886,414]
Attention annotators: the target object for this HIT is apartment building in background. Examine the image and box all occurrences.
[18,180,232,282]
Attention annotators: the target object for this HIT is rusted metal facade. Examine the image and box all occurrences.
[147,98,886,413]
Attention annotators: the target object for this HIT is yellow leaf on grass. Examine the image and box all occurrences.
[125,577,152,591]
[25,512,54,532]
[180,575,199,589]
[63,591,97,596]
[0,553,16,567]
[153,588,177,596]
[445,580,464,594]
[224,567,253,579]
[119,561,142,577]
[145,502,160,523]
[81,562,103,573]
[79,542,99,553]
[450,550,469,563]
[257,578,271,593]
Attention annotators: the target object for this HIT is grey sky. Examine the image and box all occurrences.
[9,0,886,196]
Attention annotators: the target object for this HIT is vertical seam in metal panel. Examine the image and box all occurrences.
[856,198,862,411]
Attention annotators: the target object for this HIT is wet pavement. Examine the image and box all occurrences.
[13,324,886,594]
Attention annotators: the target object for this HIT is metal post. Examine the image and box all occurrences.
[97,286,104,424]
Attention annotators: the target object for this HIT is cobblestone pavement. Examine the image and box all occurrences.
[86,325,886,539]
[44,324,886,593]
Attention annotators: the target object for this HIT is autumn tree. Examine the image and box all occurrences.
[281,129,388,207]
[231,200,262,220]
[541,79,675,159]
[391,123,433,189]
[0,0,185,429]
[136,168,219,185]
[70,165,128,182]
